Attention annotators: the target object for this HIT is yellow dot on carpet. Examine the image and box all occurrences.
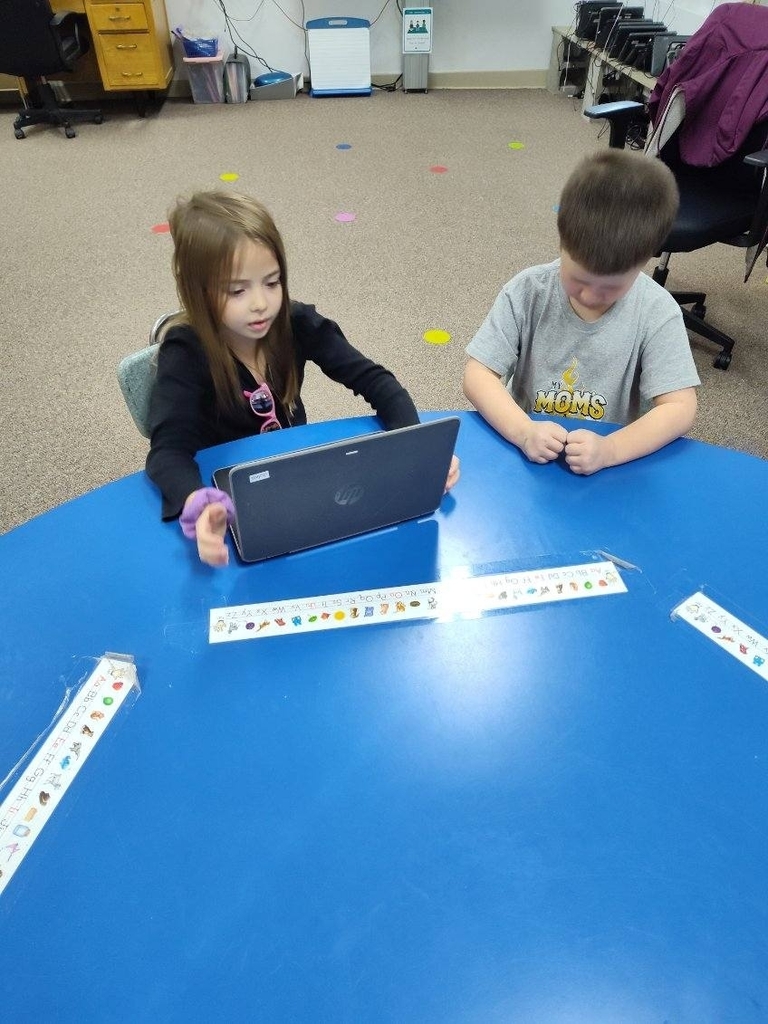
[423,329,451,346]
[507,141,525,150]
[220,172,240,182]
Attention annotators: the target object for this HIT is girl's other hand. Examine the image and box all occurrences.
[445,454,460,492]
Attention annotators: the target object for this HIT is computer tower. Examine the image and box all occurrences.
[595,6,645,49]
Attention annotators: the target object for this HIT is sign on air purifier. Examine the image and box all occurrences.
[403,8,433,53]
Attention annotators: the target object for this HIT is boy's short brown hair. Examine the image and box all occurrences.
[557,150,679,275]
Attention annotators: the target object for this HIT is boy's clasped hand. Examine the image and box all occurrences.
[521,421,611,476]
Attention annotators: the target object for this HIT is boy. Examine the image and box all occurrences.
[463,149,699,476]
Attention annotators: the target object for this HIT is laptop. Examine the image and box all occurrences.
[211,417,460,562]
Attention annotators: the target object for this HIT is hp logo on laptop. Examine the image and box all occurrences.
[334,484,364,506]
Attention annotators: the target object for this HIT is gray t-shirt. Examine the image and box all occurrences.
[466,260,700,425]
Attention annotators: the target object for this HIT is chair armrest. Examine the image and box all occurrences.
[743,149,768,169]
[49,11,86,66]
[583,100,645,149]
[741,150,768,268]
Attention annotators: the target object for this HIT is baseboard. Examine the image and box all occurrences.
[401,69,548,89]
[0,68,548,108]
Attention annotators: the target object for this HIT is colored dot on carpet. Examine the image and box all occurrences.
[430,165,449,174]
[151,223,170,233]
[334,212,356,223]
[423,329,451,346]
[220,172,240,182]
[508,141,525,150]
[336,143,352,150]
[552,203,560,213]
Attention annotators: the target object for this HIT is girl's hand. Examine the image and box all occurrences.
[445,455,461,492]
[195,502,230,566]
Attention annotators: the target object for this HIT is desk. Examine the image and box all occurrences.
[2,412,768,1021]
[46,0,172,95]
[548,26,656,113]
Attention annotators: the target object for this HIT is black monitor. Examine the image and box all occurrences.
[606,20,666,58]
[616,27,670,65]
[595,6,645,49]
[575,2,620,39]
[582,3,622,41]
[647,33,690,75]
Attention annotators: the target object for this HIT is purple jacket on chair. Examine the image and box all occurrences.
[647,2,768,167]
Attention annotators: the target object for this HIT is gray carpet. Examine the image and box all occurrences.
[1,87,766,533]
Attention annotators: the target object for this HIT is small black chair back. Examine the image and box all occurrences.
[0,0,78,77]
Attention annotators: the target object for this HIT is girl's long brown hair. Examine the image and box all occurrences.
[167,191,298,416]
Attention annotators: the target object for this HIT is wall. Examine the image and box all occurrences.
[164,0,743,84]
[1,0,750,98]
[164,0,590,83]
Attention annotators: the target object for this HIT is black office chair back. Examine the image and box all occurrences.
[659,119,768,252]
[661,120,768,191]
[0,0,80,77]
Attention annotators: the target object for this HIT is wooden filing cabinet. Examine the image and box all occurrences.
[86,0,173,92]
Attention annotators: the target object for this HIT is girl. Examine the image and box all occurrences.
[146,190,459,567]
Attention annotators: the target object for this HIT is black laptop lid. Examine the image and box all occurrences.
[212,417,460,562]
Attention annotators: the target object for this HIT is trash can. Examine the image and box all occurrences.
[183,49,225,103]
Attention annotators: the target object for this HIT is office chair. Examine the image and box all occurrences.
[584,4,768,370]
[116,312,178,437]
[0,0,103,139]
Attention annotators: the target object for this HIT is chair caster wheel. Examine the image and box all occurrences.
[713,351,732,370]
[65,126,76,138]
[692,302,706,319]
[14,128,25,139]
[94,114,104,124]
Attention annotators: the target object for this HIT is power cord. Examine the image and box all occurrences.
[374,74,402,92]
[213,0,401,88]
[212,0,278,72]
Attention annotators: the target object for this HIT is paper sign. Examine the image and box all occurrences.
[403,7,433,53]
[672,591,768,682]
[209,560,626,644]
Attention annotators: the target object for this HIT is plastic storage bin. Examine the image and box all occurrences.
[183,49,225,103]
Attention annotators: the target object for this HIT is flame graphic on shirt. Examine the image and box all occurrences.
[562,358,578,393]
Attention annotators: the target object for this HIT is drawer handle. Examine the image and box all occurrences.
[115,43,138,49]
[121,70,144,77]
[108,14,132,20]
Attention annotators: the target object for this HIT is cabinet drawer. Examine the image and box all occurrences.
[89,3,148,32]
[98,35,160,86]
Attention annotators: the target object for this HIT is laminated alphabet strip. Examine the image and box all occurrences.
[209,560,627,643]
[0,654,140,896]
[672,591,768,682]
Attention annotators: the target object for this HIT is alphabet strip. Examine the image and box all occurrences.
[0,655,140,897]
[209,560,627,644]
[672,591,768,682]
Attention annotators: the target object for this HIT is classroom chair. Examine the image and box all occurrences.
[116,312,177,437]
[0,0,103,140]
[584,3,768,370]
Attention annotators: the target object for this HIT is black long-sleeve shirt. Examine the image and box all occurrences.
[146,301,420,519]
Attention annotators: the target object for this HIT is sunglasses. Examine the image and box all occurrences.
[243,382,281,433]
